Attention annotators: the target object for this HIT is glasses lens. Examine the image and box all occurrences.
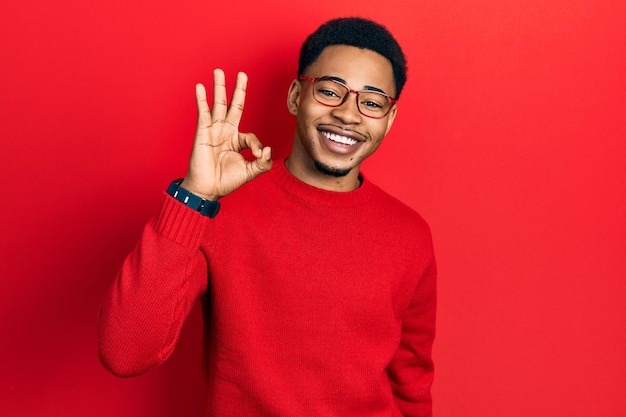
[357,91,392,118]
[313,79,349,106]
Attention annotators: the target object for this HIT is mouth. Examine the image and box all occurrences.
[319,124,367,145]
[322,130,359,146]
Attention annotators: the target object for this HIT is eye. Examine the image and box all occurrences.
[359,91,390,113]
[314,79,347,102]
[361,99,383,109]
[318,88,341,98]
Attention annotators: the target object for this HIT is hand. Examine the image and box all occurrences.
[180,69,272,201]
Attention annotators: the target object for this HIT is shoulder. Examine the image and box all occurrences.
[362,178,434,254]
[367,180,430,229]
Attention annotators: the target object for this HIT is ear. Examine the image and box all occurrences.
[384,104,398,136]
[287,79,302,116]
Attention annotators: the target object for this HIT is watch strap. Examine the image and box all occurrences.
[166,179,220,218]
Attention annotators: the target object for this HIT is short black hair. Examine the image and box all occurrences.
[298,17,407,99]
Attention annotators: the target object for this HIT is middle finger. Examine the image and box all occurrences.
[211,68,228,123]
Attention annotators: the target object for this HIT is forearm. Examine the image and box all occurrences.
[388,255,437,417]
[97,194,211,377]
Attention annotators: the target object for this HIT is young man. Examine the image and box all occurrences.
[98,17,436,417]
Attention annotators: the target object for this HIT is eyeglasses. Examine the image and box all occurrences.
[299,77,397,119]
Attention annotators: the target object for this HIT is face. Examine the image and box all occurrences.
[286,45,398,191]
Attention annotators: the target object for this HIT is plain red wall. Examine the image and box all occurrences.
[1,1,624,416]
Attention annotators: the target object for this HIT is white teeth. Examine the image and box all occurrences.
[322,131,357,145]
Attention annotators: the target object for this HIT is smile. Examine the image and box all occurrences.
[322,131,358,146]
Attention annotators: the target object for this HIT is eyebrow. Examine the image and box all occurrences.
[322,75,389,95]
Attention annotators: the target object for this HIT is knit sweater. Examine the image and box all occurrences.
[98,159,436,417]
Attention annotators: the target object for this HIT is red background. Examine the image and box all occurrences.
[1,0,625,416]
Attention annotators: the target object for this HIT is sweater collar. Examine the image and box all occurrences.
[270,159,375,208]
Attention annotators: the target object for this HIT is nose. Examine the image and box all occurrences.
[330,92,363,124]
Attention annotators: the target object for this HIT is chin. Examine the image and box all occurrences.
[314,160,353,177]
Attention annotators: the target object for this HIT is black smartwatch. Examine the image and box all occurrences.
[166,179,220,218]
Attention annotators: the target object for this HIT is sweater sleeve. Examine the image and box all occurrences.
[97,193,213,377]
[387,251,437,417]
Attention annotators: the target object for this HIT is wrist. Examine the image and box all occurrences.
[166,179,220,218]
[179,179,218,201]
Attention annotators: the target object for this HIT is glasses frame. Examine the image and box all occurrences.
[299,76,397,119]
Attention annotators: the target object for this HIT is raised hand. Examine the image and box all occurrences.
[180,69,272,201]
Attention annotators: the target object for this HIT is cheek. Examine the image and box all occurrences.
[367,122,390,142]
[295,110,320,143]
[297,105,325,129]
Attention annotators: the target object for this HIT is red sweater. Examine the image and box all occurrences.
[98,159,436,417]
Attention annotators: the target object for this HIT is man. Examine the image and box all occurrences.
[98,17,436,417]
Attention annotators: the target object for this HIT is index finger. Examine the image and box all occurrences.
[195,83,211,130]
[225,72,248,127]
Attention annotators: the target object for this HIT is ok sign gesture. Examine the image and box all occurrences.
[180,69,272,201]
